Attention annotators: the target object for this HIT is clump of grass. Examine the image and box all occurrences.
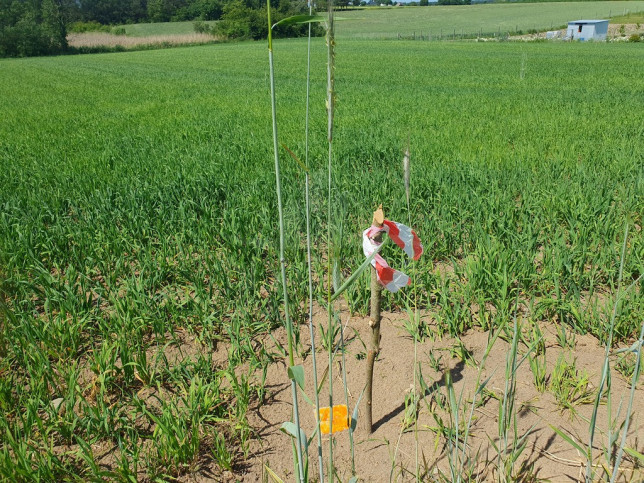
[526,320,547,392]
[550,354,595,418]
[615,351,643,382]
[492,314,540,482]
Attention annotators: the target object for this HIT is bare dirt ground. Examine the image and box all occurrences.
[224,305,644,482]
[607,23,644,38]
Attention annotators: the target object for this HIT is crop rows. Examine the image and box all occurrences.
[0,40,642,478]
[334,1,644,39]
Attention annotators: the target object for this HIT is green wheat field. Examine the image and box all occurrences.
[1,19,643,481]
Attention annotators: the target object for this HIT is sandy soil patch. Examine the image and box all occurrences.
[217,305,644,482]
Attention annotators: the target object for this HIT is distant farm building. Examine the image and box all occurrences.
[566,20,609,41]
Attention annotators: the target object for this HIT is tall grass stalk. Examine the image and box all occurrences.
[498,314,519,481]
[325,2,336,481]
[403,144,421,481]
[304,1,324,481]
[494,308,540,480]
[457,319,506,481]
[587,224,628,482]
[611,317,644,482]
[266,6,304,482]
[339,316,356,476]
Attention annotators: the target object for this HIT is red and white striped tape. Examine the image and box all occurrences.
[362,219,423,293]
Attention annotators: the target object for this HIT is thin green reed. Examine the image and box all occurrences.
[339,316,356,476]
[403,144,421,481]
[611,312,643,481]
[326,2,336,481]
[305,1,324,480]
[586,224,628,482]
[266,5,305,482]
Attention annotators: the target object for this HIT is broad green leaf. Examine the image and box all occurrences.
[350,387,366,432]
[272,14,325,29]
[288,365,305,390]
[280,421,308,453]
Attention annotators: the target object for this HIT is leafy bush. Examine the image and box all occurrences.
[215,0,323,41]
[214,1,253,39]
[174,0,223,21]
[1,11,68,57]
[112,26,126,36]
[68,20,110,33]
[193,20,213,34]
[628,33,641,42]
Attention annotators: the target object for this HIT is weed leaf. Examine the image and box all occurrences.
[288,365,305,390]
[330,239,387,302]
[550,425,586,454]
[280,143,308,173]
[272,14,325,29]
[280,421,308,453]
[624,446,644,463]
[350,387,366,432]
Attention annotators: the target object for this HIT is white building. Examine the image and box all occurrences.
[566,20,609,41]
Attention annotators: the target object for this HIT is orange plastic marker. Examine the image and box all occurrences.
[319,405,350,434]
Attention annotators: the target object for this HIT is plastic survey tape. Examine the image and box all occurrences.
[362,219,423,293]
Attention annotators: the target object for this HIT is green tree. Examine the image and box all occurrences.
[1,0,74,57]
[215,0,253,39]
[147,0,172,22]
[215,0,322,41]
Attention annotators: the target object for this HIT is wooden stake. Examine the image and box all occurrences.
[365,205,384,434]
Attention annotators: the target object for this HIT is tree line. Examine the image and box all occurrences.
[0,0,318,57]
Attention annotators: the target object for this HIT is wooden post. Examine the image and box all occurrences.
[365,205,384,434]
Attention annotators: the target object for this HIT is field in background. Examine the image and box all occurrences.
[334,1,644,38]
[611,10,644,23]
[1,38,643,479]
[106,1,644,42]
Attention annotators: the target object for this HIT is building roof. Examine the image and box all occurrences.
[568,20,609,25]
